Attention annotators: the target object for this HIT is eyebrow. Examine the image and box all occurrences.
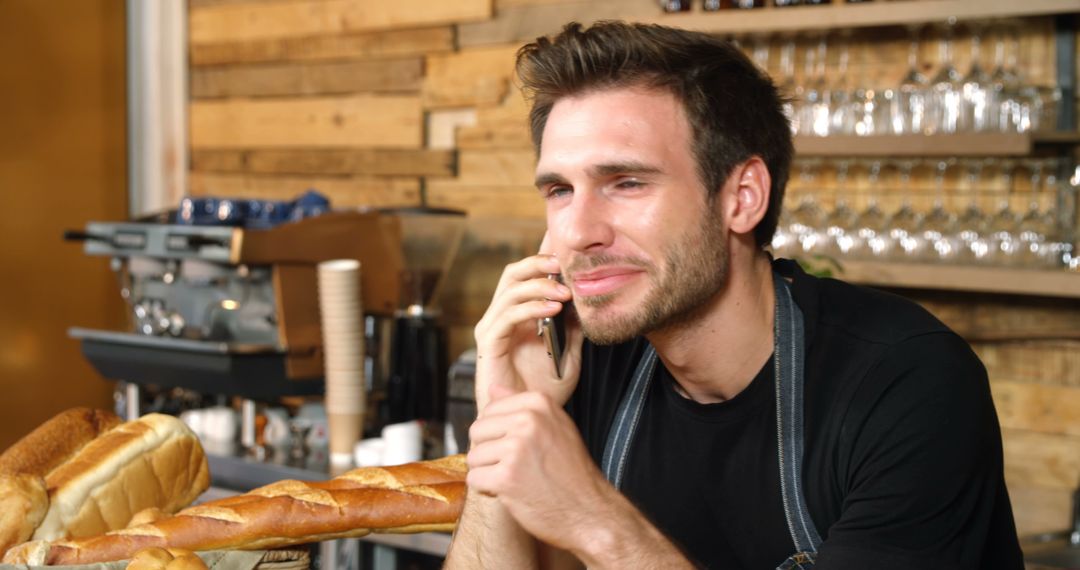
[534,161,664,190]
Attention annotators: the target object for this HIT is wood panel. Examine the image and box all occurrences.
[190,26,454,67]
[191,58,424,98]
[456,91,532,150]
[974,341,1080,388]
[422,45,522,109]
[1001,429,1080,490]
[189,95,423,149]
[427,185,545,219]
[188,171,421,208]
[1007,482,1076,536]
[903,291,1080,342]
[457,0,657,49]
[991,381,1080,436]
[189,0,492,44]
[191,148,455,177]
[425,148,541,217]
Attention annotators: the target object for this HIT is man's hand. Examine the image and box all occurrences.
[466,383,612,551]
[473,251,583,412]
[465,384,696,569]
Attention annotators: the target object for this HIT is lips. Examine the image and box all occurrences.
[570,266,645,297]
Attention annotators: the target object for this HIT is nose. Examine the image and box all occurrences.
[550,188,615,254]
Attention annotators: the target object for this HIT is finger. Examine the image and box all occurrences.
[477,299,562,348]
[466,436,518,470]
[493,254,561,297]
[480,390,551,419]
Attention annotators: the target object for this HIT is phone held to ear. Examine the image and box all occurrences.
[538,274,568,380]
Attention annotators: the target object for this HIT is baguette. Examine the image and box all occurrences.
[32,414,210,542]
[0,408,120,556]
[18,455,468,566]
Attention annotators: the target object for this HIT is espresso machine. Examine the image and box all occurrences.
[66,205,405,411]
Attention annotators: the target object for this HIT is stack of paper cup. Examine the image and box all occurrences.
[317,259,365,466]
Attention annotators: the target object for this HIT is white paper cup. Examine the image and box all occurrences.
[381,420,423,466]
[354,438,386,467]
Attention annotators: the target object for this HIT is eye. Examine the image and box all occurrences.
[615,178,646,190]
[544,185,572,199]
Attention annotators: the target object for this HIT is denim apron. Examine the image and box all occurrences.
[600,273,822,569]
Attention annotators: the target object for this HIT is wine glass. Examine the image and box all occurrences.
[853,158,891,259]
[990,22,1022,133]
[810,35,832,137]
[823,159,858,255]
[829,32,855,136]
[960,22,992,132]
[925,20,964,135]
[986,159,1022,265]
[955,158,991,263]
[788,158,827,253]
[894,25,929,135]
[887,159,925,261]
[920,158,961,261]
[779,36,800,135]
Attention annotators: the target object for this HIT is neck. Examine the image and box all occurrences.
[646,252,775,404]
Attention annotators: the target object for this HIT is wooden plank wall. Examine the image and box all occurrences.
[188,0,1078,538]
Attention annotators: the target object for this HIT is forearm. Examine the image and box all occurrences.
[445,490,538,569]
[569,487,695,570]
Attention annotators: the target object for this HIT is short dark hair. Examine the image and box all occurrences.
[516,21,793,248]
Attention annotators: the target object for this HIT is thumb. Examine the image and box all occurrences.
[488,382,521,403]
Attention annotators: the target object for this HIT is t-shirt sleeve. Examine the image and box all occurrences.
[814,332,1021,570]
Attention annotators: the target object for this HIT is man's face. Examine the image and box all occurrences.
[536,86,729,345]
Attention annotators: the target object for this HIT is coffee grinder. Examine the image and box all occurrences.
[378,207,465,458]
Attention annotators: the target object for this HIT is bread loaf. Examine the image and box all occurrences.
[32,414,210,542]
[127,547,208,570]
[0,408,121,477]
[18,455,467,566]
[0,408,120,556]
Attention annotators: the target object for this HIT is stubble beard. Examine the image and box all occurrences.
[573,208,729,345]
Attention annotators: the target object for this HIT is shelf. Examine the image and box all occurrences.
[653,0,1080,36]
[793,132,1080,156]
[837,260,1080,298]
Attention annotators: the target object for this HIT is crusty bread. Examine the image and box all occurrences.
[127,547,208,570]
[32,414,210,542]
[0,408,121,477]
[0,407,120,556]
[0,474,47,556]
[18,455,467,566]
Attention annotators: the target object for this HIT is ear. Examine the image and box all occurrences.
[719,157,771,238]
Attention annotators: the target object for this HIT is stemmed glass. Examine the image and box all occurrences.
[956,158,991,263]
[787,158,826,253]
[823,159,858,255]
[853,159,891,259]
[926,20,964,135]
[829,32,855,136]
[985,159,1022,265]
[920,158,961,261]
[888,159,925,260]
[798,37,827,137]
[960,23,992,132]
[990,22,1023,133]
[779,36,800,135]
[894,25,929,135]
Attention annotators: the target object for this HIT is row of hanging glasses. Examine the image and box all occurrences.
[770,157,1078,269]
[741,21,1064,137]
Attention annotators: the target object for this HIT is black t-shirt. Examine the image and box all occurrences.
[566,259,1023,570]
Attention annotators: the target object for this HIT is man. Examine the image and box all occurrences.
[445,21,1023,570]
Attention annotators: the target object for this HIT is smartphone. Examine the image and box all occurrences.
[538,274,568,380]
